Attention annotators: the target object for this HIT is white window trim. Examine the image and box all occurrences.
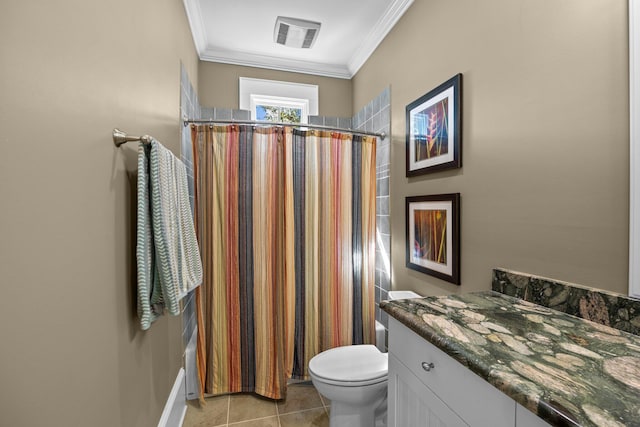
[629,0,640,297]
[239,77,319,123]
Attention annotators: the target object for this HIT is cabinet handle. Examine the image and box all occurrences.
[421,362,435,372]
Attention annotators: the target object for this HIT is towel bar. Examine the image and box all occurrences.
[113,128,153,147]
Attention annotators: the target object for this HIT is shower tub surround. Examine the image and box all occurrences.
[380,287,640,426]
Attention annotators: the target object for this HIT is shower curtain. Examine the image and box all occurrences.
[191,124,376,399]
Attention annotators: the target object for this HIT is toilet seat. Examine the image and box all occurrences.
[308,345,388,387]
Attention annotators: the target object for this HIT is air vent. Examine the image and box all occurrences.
[276,23,289,45]
[274,16,321,49]
[302,28,317,48]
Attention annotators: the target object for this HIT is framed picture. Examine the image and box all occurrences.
[406,74,462,176]
[406,193,460,285]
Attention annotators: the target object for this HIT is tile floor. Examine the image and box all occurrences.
[183,382,330,427]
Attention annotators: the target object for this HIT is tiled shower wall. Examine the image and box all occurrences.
[200,107,251,121]
[353,87,391,331]
[308,115,353,130]
[180,64,198,352]
[180,64,200,400]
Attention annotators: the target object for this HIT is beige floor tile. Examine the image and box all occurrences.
[228,394,277,424]
[318,393,331,408]
[279,408,329,427]
[229,416,279,427]
[277,383,324,415]
[183,395,229,427]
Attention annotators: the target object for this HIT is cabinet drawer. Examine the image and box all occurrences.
[389,318,514,427]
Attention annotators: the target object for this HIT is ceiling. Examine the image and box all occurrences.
[182,0,414,79]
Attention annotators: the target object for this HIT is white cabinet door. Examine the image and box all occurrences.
[388,354,468,427]
[516,404,552,427]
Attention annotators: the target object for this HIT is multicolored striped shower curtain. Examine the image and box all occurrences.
[191,124,376,400]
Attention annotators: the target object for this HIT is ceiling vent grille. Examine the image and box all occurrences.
[274,16,321,49]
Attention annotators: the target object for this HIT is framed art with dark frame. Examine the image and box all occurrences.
[406,74,462,177]
[406,193,460,285]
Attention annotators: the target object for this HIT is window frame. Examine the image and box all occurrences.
[239,77,319,124]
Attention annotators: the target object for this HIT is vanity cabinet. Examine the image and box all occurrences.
[388,353,467,426]
[388,318,551,427]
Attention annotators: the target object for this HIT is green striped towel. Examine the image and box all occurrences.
[137,140,203,330]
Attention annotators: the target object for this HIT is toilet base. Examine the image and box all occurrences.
[327,395,387,427]
[375,397,387,427]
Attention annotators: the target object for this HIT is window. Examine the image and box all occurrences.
[239,77,319,124]
[251,94,306,124]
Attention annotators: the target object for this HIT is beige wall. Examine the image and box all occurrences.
[353,0,629,296]
[198,62,353,117]
[0,1,198,426]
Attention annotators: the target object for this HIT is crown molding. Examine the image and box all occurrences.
[182,0,207,55]
[200,48,353,79]
[183,0,413,79]
[347,0,414,77]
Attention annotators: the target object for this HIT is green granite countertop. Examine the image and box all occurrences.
[380,291,640,427]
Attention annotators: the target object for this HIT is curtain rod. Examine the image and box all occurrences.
[183,118,386,140]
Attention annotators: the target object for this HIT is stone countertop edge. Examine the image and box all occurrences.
[380,291,639,427]
[380,298,509,407]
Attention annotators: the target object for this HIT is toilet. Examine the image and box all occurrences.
[308,290,422,427]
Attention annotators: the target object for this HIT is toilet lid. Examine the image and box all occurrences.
[308,345,388,384]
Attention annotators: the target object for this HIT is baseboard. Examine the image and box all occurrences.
[158,368,187,427]
[185,328,200,400]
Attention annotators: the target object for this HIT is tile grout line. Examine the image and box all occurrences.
[274,399,281,427]
[226,395,230,426]
[277,405,326,417]
[227,414,280,426]
[317,390,329,417]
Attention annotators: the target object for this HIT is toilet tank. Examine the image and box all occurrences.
[376,290,422,352]
[387,290,421,300]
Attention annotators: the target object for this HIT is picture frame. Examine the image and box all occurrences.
[406,74,462,177]
[406,193,460,285]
